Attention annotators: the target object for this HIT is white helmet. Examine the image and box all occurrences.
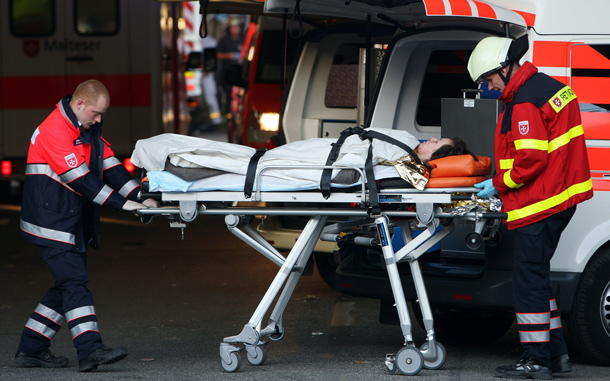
[467,36,513,83]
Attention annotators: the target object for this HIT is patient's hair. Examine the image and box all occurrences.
[427,137,477,166]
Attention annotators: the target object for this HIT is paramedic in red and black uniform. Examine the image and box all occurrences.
[468,36,593,379]
[14,80,159,372]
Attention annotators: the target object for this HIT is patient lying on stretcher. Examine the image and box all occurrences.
[131,127,489,192]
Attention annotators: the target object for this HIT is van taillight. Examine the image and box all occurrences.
[123,158,135,173]
[1,161,12,176]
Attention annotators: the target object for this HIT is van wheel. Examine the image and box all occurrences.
[314,252,339,291]
[567,247,610,366]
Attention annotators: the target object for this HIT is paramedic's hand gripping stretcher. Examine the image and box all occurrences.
[131,127,507,375]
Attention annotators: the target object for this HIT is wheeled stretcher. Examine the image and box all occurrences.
[132,130,505,375]
[132,128,506,375]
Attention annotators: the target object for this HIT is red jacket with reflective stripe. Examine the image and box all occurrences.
[493,62,593,229]
[20,97,141,251]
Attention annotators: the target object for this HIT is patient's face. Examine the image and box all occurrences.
[416,137,452,163]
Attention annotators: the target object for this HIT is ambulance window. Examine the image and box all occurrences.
[572,44,610,113]
[325,44,360,109]
[9,0,55,37]
[416,50,474,126]
[75,0,119,36]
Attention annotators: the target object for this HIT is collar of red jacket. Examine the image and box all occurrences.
[499,61,538,103]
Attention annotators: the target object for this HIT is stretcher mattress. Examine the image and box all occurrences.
[132,131,492,193]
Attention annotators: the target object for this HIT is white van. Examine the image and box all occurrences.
[0,0,190,195]
[262,0,610,365]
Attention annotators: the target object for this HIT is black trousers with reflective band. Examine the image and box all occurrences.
[513,206,576,368]
[18,246,103,361]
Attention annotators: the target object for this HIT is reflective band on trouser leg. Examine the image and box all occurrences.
[517,312,550,343]
[25,318,58,340]
[35,303,66,325]
[517,311,550,325]
[65,305,96,323]
[507,179,593,223]
[70,321,99,339]
[519,330,550,343]
[549,299,562,330]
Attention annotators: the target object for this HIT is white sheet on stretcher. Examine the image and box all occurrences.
[146,165,400,192]
[131,128,421,185]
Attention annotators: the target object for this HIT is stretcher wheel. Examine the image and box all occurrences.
[221,351,241,373]
[465,232,483,250]
[395,346,423,376]
[419,342,446,370]
[246,344,267,366]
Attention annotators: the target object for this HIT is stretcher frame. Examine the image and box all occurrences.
[138,165,505,376]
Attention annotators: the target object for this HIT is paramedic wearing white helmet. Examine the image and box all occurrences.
[468,36,593,379]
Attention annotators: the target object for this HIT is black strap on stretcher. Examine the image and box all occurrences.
[320,127,421,215]
[244,148,268,198]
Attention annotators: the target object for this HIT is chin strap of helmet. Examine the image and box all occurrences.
[496,61,515,86]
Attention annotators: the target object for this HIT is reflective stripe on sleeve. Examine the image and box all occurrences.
[34,304,65,325]
[25,164,78,193]
[519,330,550,343]
[25,318,58,340]
[507,179,593,222]
[550,299,558,311]
[103,156,122,170]
[548,125,584,153]
[119,179,140,197]
[70,321,99,339]
[499,159,514,170]
[92,185,114,205]
[65,306,96,323]
[20,219,76,245]
[60,163,89,183]
[516,312,550,325]
[514,139,548,151]
[490,125,583,172]
[503,169,523,189]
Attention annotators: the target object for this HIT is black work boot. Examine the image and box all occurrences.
[78,346,127,372]
[14,350,69,368]
[495,357,553,379]
[552,354,572,373]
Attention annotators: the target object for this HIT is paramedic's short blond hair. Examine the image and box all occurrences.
[72,79,110,106]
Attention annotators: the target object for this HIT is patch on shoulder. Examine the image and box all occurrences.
[65,153,78,168]
[518,121,529,135]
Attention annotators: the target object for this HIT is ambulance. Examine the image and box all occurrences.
[0,0,190,199]
[260,0,610,365]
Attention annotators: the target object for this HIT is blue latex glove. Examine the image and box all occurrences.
[474,179,497,198]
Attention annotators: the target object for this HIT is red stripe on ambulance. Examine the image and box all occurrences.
[2,74,151,109]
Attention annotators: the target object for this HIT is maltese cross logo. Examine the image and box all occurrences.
[518,121,529,135]
[65,153,78,168]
